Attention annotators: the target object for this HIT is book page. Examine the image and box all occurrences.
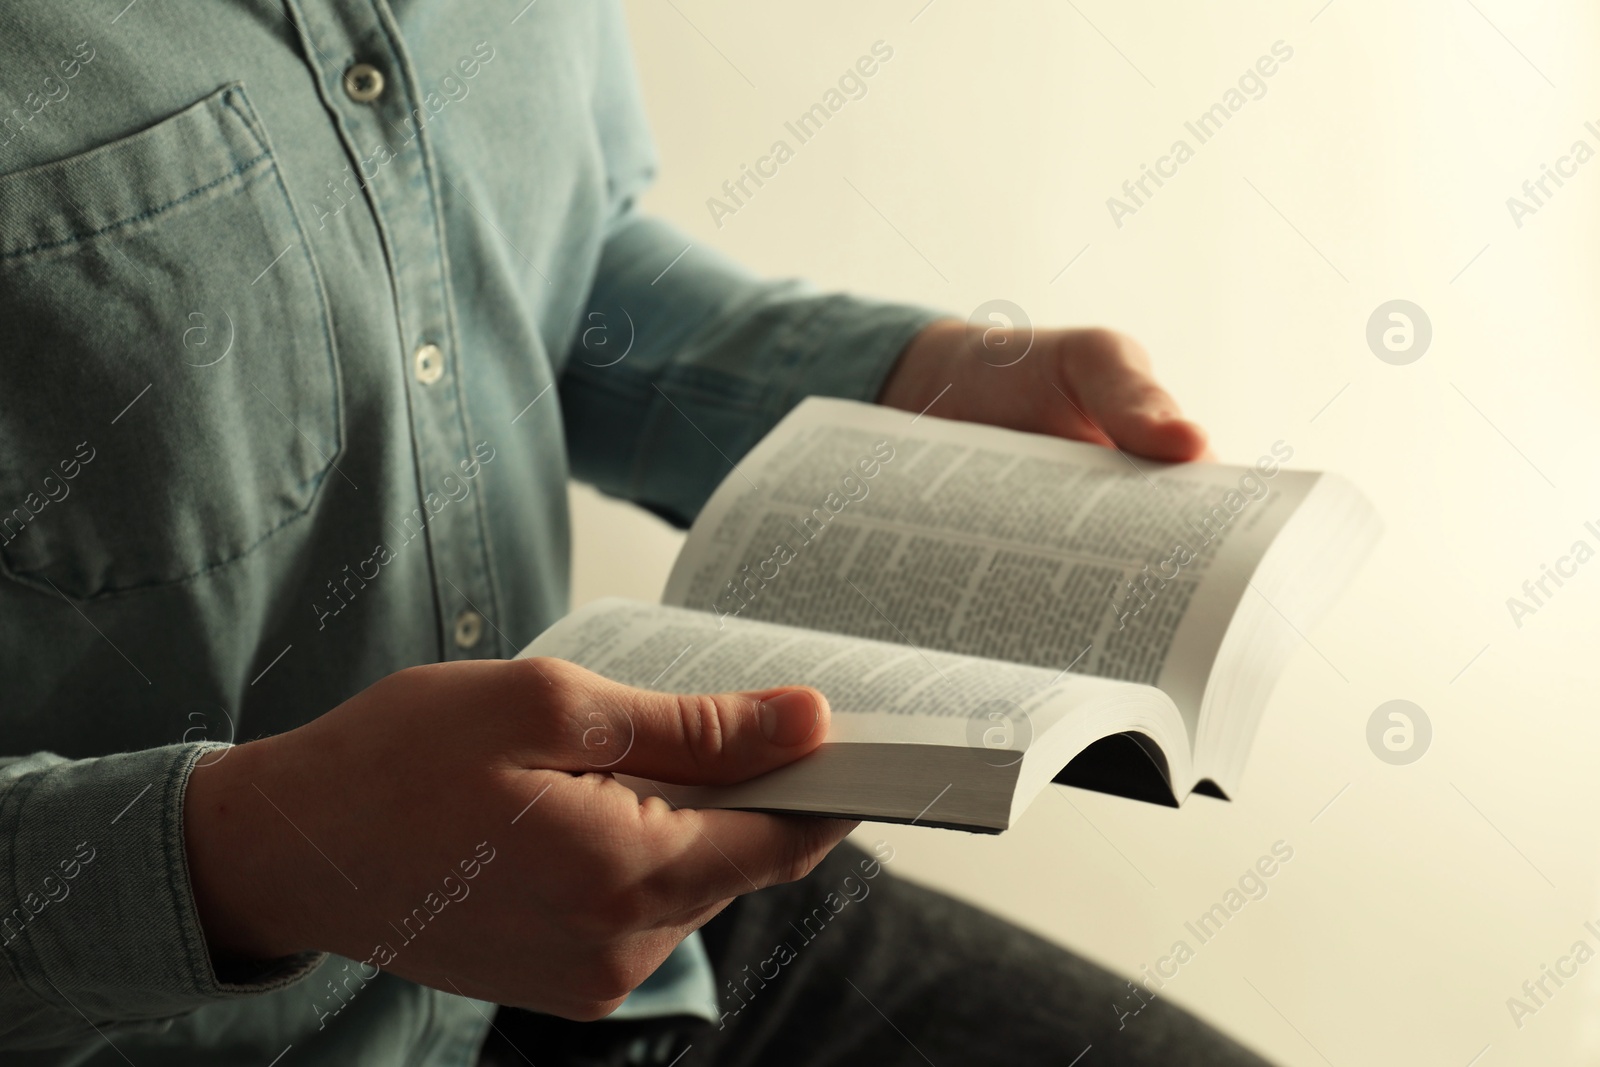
[661,397,1320,737]
[521,598,1135,750]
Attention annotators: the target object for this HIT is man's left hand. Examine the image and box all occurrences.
[877,320,1211,462]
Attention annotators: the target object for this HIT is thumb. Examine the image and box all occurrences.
[582,677,830,786]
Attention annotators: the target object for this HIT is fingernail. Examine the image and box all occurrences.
[758,689,821,747]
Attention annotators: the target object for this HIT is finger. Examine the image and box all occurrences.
[608,682,829,785]
[530,661,831,785]
[519,772,846,926]
[1053,330,1209,462]
[647,803,859,902]
[656,895,736,934]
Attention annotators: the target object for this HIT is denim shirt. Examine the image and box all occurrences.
[0,3,939,1063]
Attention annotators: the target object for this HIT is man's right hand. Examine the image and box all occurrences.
[183,657,850,1020]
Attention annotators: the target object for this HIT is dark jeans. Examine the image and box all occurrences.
[479,842,1274,1066]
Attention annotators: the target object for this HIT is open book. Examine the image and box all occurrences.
[521,398,1379,832]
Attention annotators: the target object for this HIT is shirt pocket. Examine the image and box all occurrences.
[0,83,343,601]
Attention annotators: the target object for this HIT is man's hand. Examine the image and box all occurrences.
[878,319,1211,461]
[184,659,850,1020]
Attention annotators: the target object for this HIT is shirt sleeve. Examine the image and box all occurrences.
[0,744,322,1049]
[560,217,944,528]
[559,3,946,528]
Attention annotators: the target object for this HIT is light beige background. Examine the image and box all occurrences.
[568,3,1600,1063]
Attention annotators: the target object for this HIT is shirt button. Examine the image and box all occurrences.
[453,610,484,650]
[413,343,444,385]
[343,63,385,103]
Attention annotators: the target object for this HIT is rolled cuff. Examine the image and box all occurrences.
[0,744,322,1047]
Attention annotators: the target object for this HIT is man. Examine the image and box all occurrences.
[0,3,1268,1064]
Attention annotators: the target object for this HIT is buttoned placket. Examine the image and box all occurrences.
[283,0,504,663]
